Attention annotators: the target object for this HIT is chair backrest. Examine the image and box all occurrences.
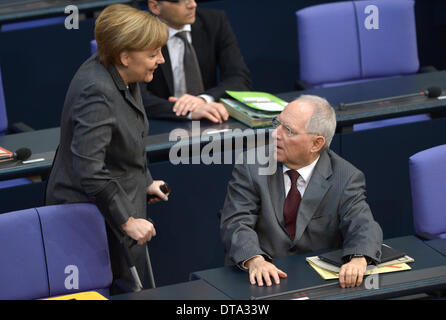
[0,67,34,187]
[409,144,446,239]
[36,203,113,297]
[0,203,113,299]
[0,67,9,135]
[0,208,50,300]
[296,0,419,88]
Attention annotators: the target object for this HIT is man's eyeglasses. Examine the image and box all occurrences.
[272,116,319,138]
[163,0,194,5]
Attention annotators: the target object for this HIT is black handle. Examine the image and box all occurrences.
[147,183,171,201]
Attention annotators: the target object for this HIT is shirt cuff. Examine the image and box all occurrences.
[240,255,263,270]
[198,94,215,103]
[188,94,214,119]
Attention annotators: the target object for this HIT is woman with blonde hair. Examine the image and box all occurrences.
[46,4,169,293]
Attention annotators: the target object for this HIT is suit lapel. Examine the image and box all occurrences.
[267,162,287,229]
[159,46,174,96]
[294,151,333,242]
[107,63,146,116]
[126,83,146,116]
[190,14,205,71]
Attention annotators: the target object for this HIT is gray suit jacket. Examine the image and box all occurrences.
[46,55,153,287]
[220,149,383,266]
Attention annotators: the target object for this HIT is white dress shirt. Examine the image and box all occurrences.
[282,156,320,198]
[166,25,213,102]
[241,156,320,269]
[166,25,189,98]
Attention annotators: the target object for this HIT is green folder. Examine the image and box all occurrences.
[226,91,287,112]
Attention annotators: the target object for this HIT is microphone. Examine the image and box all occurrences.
[339,86,442,111]
[424,86,442,98]
[14,148,32,161]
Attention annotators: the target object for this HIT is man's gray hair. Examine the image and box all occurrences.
[298,94,336,150]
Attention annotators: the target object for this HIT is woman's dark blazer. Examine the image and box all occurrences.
[46,54,153,287]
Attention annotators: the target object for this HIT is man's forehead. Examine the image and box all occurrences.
[282,100,313,120]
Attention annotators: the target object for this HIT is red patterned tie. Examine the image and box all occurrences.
[283,170,301,239]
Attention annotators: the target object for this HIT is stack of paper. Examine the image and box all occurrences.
[0,146,13,160]
[306,255,414,280]
[42,291,108,300]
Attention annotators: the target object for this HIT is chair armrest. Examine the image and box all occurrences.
[112,278,142,294]
[416,232,439,241]
[9,122,35,133]
[419,65,438,73]
[294,79,313,90]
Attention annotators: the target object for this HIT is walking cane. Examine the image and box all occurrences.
[107,222,156,291]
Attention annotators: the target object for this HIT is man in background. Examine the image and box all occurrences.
[143,0,252,123]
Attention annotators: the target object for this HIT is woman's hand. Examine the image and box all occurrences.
[146,180,169,204]
[121,217,156,245]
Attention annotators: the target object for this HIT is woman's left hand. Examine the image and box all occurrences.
[147,180,169,204]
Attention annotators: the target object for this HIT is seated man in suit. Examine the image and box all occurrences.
[143,0,252,122]
[220,95,383,288]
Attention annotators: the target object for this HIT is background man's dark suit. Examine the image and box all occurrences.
[140,8,252,120]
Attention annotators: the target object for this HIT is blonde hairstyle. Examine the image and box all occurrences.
[95,4,168,66]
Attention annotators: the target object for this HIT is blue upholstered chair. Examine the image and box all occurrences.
[0,16,64,135]
[0,67,8,136]
[296,0,420,88]
[0,67,11,136]
[0,66,36,135]
[295,0,430,130]
[0,203,113,299]
[1,16,66,32]
[409,145,446,240]
[0,208,49,299]
[90,39,98,55]
[0,67,33,188]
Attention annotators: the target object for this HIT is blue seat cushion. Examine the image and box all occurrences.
[0,208,49,299]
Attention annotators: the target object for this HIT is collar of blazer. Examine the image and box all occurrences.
[268,150,333,242]
[106,62,146,116]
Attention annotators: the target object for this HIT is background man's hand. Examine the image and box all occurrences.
[190,102,229,123]
[245,256,287,287]
[339,257,368,288]
[169,94,206,116]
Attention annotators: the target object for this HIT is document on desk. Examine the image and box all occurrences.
[0,146,12,160]
[306,256,412,280]
[43,291,108,300]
